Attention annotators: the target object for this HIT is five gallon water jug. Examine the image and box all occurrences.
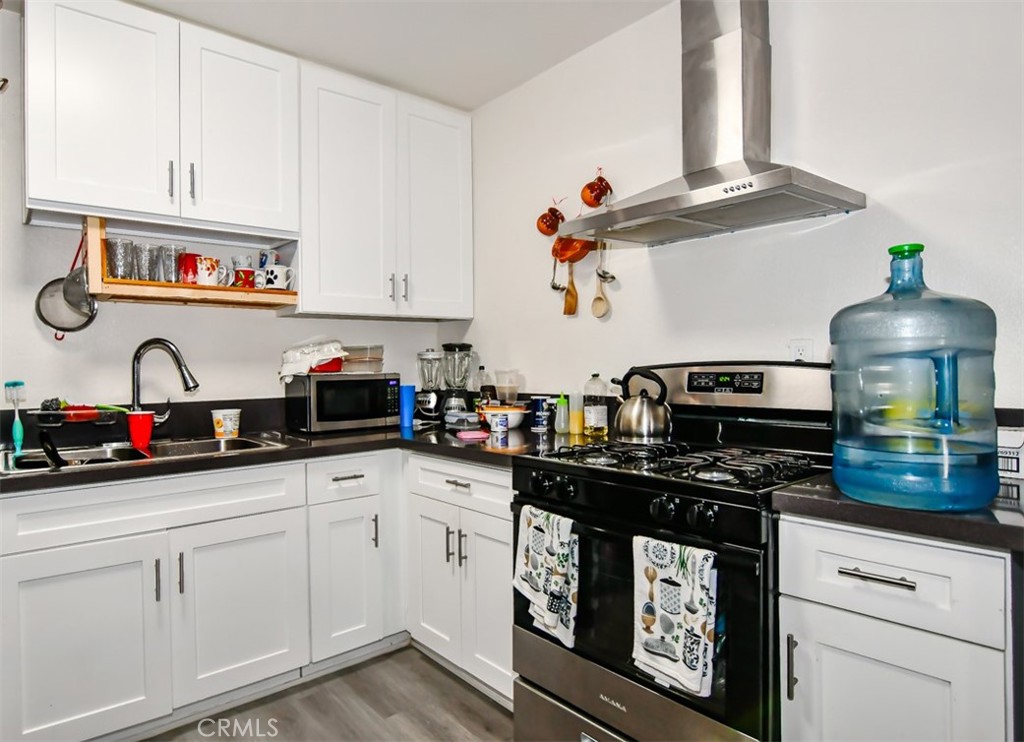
[830,244,998,511]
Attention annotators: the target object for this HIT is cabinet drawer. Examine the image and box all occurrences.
[779,516,1007,649]
[406,454,512,521]
[306,454,382,504]
[0,464,306,555]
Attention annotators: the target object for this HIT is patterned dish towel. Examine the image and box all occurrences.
[631,536,718,697]
[513,506,579,648]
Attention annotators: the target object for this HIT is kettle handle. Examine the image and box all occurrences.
[613,367,668,405]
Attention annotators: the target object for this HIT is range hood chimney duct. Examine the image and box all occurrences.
[560,0,865,246]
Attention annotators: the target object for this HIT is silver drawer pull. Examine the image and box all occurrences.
[445,478,471,490]
[837,566,917,591]
[786,633,799,700]
[155,558,161,602]
[332,474,365,482]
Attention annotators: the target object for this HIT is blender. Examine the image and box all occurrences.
[441,342,473,416]
[414,348,445,422]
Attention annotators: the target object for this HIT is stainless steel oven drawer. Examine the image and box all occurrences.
[514,679,627,742]
[514,627,754,741]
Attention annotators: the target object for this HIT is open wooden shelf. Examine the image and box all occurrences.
[84,216,298,309]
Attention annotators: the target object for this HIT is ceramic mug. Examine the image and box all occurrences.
[231,254,253,271]
[196,256,219,286]
[178,252,201,285]
[264,265,295,290]
[232,268,256,289]
[254,270,267,290]
[258,249,280,269]
[216,264,232,286]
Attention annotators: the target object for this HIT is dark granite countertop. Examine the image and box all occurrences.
[0,424,552,497]
[774,474,1024,552]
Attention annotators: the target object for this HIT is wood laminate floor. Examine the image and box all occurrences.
[151,648,513,742]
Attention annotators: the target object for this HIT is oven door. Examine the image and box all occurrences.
[512,495,773,741]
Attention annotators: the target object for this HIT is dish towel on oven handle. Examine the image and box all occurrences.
[513,505,579,648]
[631,537,718,697]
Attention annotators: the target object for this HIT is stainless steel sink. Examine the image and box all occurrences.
[0,435,287,475]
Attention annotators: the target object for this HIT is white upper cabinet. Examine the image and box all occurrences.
[25,0,299,236]
[296,66,474,320]
[179,25,299,232]
[25,0,180,216]
[397,95,474,319]
[298,63,397,315]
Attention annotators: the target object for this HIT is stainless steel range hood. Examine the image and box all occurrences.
[560,0,865,247]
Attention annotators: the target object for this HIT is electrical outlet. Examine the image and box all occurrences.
[788,339,813,362]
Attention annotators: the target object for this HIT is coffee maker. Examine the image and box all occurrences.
[415,348,445,422]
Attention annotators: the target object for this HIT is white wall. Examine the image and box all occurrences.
[462,0,1024,407]
[0,9,438,408]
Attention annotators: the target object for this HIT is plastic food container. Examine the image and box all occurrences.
[342,345,384,373]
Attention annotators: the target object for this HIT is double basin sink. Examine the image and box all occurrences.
[0,435,288,476]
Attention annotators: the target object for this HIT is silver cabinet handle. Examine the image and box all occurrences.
[444,525,455,563]
[178,551,185,594]
[168,160,174,198]
[786,634,799,700]
[332,474,365,482]
[457,528,468,567]
[402,273,409,301]
[837,566,917,591]
[372,514,379,548]
[155,558,162,602]
[388,273,396,300]
[0,78,9,94]
[445,478,471,490]
[188,162,196,199]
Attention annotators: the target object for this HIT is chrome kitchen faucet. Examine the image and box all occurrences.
[130,338,199,419]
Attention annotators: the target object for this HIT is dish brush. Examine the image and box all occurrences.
[4,380,26,457]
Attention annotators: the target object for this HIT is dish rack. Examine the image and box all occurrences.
[25,409,119,427]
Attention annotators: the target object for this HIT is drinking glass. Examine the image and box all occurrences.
[159,244,185,283]
[134,243,160,282]
[105,237,135,280]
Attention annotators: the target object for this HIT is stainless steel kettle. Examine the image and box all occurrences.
[611,367,672,443]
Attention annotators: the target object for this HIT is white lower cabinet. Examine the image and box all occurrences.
[169,508,310,706]
[779,515,1011,741]
[780,597,1005,741]
[308,496,384,661]
[0,533,172,742]
[407,489,514,699]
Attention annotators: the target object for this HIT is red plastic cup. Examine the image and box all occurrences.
[127,411,154,449]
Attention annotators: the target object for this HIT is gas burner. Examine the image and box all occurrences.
[693,466,737,483]
[582,453,620,467]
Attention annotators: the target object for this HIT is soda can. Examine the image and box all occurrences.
[490,429,509,447]
[493,413,509,433]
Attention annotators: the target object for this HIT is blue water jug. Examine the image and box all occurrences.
[830,244,998,511]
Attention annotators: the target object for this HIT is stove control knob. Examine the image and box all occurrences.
[650,496,676,523]
[553,475,576,500]
[531,472,554,496]
[686,503,717,531]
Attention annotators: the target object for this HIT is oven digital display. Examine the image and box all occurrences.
[687,371,764,394]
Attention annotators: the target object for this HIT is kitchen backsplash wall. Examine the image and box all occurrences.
[0,8,438,407]
[456,0,1023,407]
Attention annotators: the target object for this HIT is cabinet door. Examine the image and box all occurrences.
[396,95,473,319]
[299,63,397,315]
[0,533,171,741]
[169,508,309,706]
[25,0,180,216]
[459,509,515,698]
[406,494,461,662]
[308,497,384,661]
[179,24,299,232]
[780,597,1005,741]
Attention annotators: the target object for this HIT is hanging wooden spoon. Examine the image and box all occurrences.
[563,262,578,315]
[592,275,610,318]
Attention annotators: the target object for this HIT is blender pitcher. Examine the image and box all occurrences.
[441,343,473,390]
[417,349,444,390]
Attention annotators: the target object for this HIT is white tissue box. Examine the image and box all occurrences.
[997,427,1023,479]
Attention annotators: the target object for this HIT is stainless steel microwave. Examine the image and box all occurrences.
[284,372,400,433]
